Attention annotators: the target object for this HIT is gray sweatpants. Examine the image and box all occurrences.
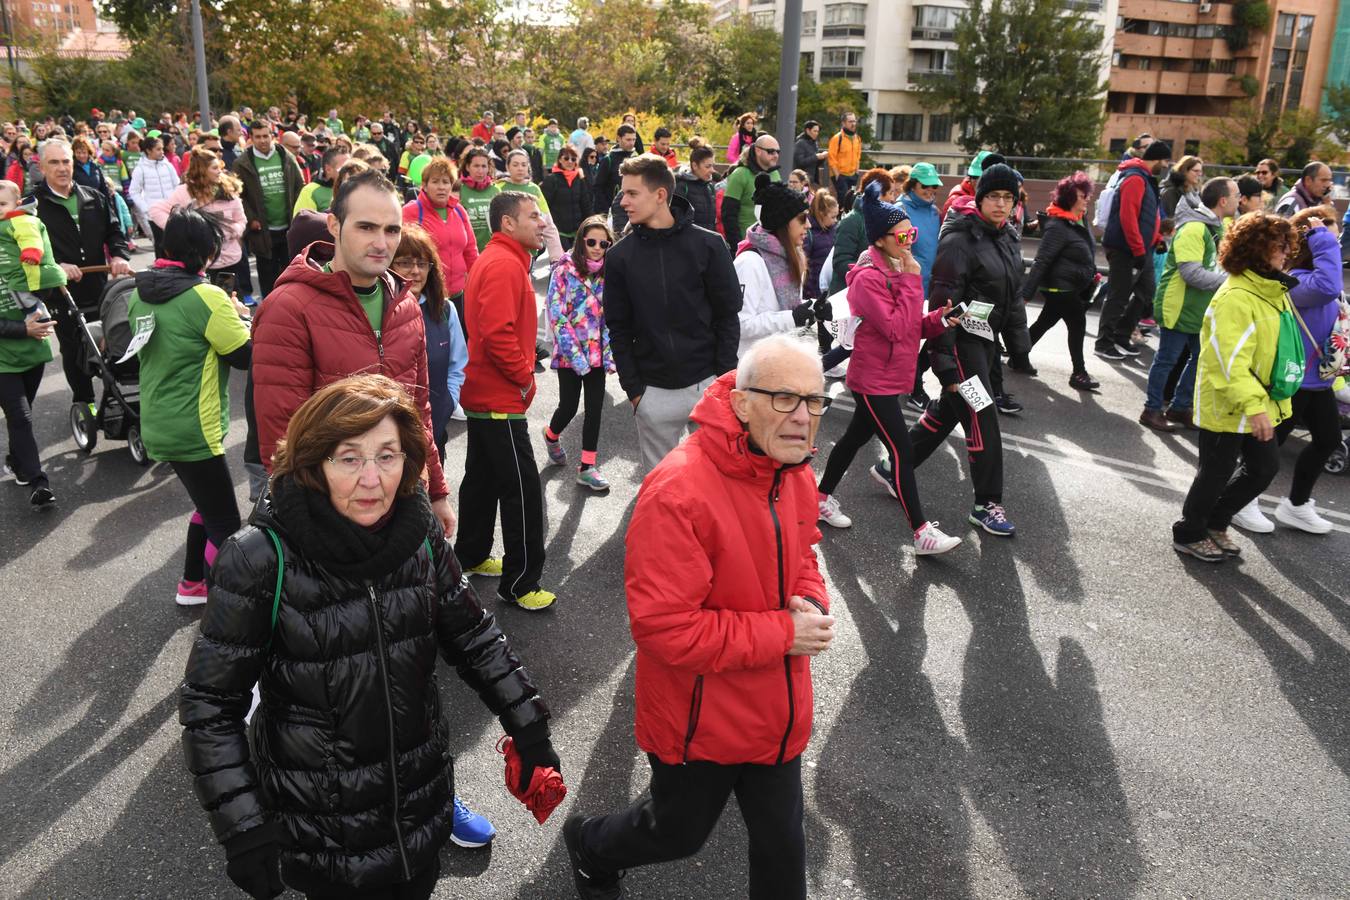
[634,378,714,473]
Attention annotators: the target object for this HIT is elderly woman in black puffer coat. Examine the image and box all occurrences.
[180,374,560,900]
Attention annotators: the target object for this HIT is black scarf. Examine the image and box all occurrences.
[268,475,434,581]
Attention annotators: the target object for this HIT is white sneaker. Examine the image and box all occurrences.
[824,362,848,379]
[1230,498,1275,534]
[914,521,962,555]
[817,495,852,528]
[1274,497,1333,534]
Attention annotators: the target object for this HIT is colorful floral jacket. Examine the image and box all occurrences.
[546,255,615,376]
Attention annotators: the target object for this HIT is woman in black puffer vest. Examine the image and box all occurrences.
[180,375,559,900]
[541,145,592,250]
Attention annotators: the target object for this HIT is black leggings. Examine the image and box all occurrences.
[1275,387,1344,505]
[169,455,242,583]
[549,367,606,455]
[0,364,47,489]
[819,392,927,531]
[1174,430,1280,544]
[1027,288,1088,372]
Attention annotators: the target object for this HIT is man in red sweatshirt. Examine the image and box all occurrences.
[454,190,556,611]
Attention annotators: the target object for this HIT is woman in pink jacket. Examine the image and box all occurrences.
[726,112,759,164]
[149,146,246,286]
[815,180,963,555]
[402,155,478,339]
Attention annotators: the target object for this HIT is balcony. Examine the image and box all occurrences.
[1188,72,1246,98]
[911,26,956,41]
[1064,0,1102,10]
[822,24,865,37]
[820,67,864,80]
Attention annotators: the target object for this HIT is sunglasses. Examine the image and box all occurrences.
[760,147,781,156]
[584,238,612,249]
[890,226,917,245]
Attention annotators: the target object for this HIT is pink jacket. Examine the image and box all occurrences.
[402,193,479,296]
[844,246,948,396]
[149,185,247,269]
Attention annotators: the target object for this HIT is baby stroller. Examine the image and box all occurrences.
[56,270,149,466]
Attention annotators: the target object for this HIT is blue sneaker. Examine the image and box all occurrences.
[969,503,1016,537]
[241,294,257,307]
[450,795,495,848]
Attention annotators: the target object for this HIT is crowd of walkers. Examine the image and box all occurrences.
[1,104,1347,899]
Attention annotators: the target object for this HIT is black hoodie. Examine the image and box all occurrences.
[602,195,742,398]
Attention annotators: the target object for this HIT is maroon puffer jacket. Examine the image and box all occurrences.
[251,242,448,499]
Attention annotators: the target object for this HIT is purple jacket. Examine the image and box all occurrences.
[844,246,949,396]
[1288,226,1343,389]
[804,215,836,300]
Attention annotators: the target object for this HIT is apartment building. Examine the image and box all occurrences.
[1104,0,1338,156]
[739,0,1117,169]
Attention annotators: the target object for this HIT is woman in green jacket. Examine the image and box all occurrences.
[0,280,56,508]
[1173,211,1302,563]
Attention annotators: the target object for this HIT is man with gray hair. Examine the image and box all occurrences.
[570,116,594,157]
[564,334,833,900]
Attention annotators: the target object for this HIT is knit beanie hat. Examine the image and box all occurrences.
[754,173,809,233]
[861,179,910,244]
[975,163,1022,205]
[1142,140,1173,161]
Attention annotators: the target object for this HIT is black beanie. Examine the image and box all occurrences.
[754,173,809,233]
[1143,141,1172,161]
[975,163,1022,205]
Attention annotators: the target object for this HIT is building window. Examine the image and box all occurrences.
[912,48,955,75]
[820,47,864,80]
[913,5,959,40]
[1276,13,1296,36]
[750,10,774,28]
[928,114,953,143]
[823,2,866,37]
[801,10,817,36]
[800,51,815,77]
[1184,139,1201,155]
[877,114,924,142]
[1108,138,1127,156]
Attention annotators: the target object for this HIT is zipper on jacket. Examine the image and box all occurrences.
[366,583,412,880]
[374,329,385,366]
[682,674,705,763]
[768,470,795,766]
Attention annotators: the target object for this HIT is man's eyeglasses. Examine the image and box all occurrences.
[744,388,832,416]
[584,238,612,249]
[325,451,407,475]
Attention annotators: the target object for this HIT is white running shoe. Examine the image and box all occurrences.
[824,362,848,379]
[1230,498,1275,534]
[817,495,852,528]
[914,521,962,555]
[1274,497,1333,534]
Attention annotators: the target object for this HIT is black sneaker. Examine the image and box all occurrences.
[1095,344,1126,361]
[1069,371,1100,391]
[906,391,930,413]
[563,815,624,899]
[1007,356,1038,376]
[1113,341,1142,357]
[994,393,1023,415]
[30,486,55,509]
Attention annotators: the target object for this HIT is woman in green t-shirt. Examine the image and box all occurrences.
[503,149,550,214]
[456,146,501,251]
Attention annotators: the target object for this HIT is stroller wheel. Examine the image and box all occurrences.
[1326,441,1347,475]
[127,425,150,467]
[70,403,97,453]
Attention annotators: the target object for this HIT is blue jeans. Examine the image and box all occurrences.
[1145,327,1199,412]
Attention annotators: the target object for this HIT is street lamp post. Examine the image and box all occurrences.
[189,0,211,128]
[776,0,803,162]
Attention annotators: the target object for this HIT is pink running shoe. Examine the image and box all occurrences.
[175,579,208,607]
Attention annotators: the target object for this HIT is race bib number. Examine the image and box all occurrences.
[118,314,155,363]
[958,300,995,341]
[957,374,993,412]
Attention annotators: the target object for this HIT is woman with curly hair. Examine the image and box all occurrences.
[150,145,247,285]
[1173,211,1303,563]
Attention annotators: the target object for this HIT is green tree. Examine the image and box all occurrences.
[97,0,180,38]
[796,71,874,145]
[915,0,1106,157]
[1201,100,1339,168]
[1325,83,1350,146]
[703,18,781,122]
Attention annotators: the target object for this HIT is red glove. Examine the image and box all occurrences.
[497,735,566,824]
[19,247,42,266]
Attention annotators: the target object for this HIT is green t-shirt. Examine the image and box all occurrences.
[253,150,289,228]
[354,279,385,333]
[327,117,345,135]
[723,165,780,236]
[293,181,334,217]
[0,283,54,374]
[459,182,501,251]
[123,151,143,174]
[128,282,250,460]
[99,158,127,186]
[541,131,564,168]
[503,179,549,215]
[55,189,80,225]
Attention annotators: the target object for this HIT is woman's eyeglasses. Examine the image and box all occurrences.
[890,227,917,245]
[392,258,431,271]
[325,451,406,475]
[584,238,612,249]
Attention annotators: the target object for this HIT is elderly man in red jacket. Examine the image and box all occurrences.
[251,168,455,534]
[453,190,557,612]
[563,334,836,900]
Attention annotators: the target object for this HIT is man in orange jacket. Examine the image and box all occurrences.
[563,335,836,900]
[454,190,558,611]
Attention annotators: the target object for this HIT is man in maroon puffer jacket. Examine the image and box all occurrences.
[251,169,455,534]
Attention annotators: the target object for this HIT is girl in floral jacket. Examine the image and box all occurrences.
[542,214,616,491]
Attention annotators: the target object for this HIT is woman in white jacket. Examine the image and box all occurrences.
[127,136,180,253]
[150,146,247,285]
[734,173,814,359]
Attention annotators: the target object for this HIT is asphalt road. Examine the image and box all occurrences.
[1,251,1347,899]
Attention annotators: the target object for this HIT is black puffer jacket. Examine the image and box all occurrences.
[540,168,592,237]
[1019,213,1097,301]
[673,166,717,232]
[180,480,549,893]
[27,181,131,311]
[926,210,1029,386]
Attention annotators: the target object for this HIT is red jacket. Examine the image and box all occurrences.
[460,233,536,413]
[250,242,449,499]
[627,373,828,766]
[471,122,494,143]
[402,193,479,296]
[941,177,974,218]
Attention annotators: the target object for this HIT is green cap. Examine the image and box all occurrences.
[146,129,162,138]
[131,117,146,129]
[967,150,994,177]
[910,162,943,186]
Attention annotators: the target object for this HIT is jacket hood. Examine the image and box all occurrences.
[1173,199,1219,230]
[272,241,406,302]
[688,372,811,481]
[1117,156,1156,176]
[629,194,695,239]
[133,263,209,304]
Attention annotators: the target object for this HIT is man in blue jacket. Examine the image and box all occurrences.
[1095,140,1171,361]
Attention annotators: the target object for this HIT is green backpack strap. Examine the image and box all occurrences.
[261,526,285,640]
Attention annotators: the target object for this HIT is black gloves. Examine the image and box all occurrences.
[514,721,562,794]
[223,822,284,900]
[814,299,832,322]
[791,303,815,327]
